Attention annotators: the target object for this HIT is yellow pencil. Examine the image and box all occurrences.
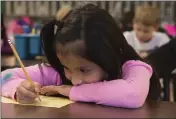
[8,40,41,101]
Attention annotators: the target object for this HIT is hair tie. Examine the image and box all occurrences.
[54,24,58,35]
[54,21,64,35]
[54,5,72,35]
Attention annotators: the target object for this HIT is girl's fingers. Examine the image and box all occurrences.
[17,86,37,100]
[34,82,41,93]
[40,85,59,95]
[21,81,41,93]
[45,92,58,96]
[16,94,34,104]
[21,81,35,92]
[16,81,42,104]
[16,91,36,104]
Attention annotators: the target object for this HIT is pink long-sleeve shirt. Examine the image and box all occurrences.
[1,60,152,108]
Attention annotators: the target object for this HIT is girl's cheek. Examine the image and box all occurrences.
[64,69,72,80]
[85,74,102,83]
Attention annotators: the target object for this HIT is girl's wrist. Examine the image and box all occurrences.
[56,85,73,97]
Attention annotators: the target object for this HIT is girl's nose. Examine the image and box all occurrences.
[71,79,83,86]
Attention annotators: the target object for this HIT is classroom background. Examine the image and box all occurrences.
[1,1,176,102]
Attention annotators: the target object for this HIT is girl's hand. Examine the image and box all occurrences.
[40,85,73,97]
[40,85,59,96]
[16,80,41,104]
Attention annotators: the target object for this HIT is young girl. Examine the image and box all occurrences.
[1,3,161,108]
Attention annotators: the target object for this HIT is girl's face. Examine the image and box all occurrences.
[57,53,108,86]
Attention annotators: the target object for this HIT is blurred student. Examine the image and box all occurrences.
[123,4,171,58]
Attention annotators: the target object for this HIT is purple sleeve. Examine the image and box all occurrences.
[69,60,152,108]
[1,64,62,99]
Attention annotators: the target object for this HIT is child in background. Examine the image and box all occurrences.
[1,3,161,108]
[124,4,171,58]
[1,14,13,54]
[1,14,16,68]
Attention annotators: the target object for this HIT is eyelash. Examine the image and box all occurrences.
[64,67,90,74]
[62,64,91,74]
[79,68,90,73]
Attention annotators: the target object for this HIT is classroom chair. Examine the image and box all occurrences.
[145,39,176,101]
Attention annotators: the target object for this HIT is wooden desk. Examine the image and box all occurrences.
[2,101,176,118]
[16,60,43,66]
[1,60,43,71]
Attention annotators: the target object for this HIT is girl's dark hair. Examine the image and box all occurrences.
[40,3,161,100]
[120,11,134,32]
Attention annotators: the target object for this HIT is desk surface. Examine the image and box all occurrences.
[16,60,43,67]
[2,60,176,118]
[2,101,176,118]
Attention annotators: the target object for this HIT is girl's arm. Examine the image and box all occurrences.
[1,64,61,99]
[69,60,152,108]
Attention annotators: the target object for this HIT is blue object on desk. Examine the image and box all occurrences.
[29,35,40,57]
[15,34,41,59]
[22,25,31,34]
[15,35,28,60]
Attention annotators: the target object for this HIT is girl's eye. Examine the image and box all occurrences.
[79,68,90,73]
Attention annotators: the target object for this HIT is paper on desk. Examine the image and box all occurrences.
[1,95,74,108]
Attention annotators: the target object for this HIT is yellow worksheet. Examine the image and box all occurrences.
[1,95,74,108]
